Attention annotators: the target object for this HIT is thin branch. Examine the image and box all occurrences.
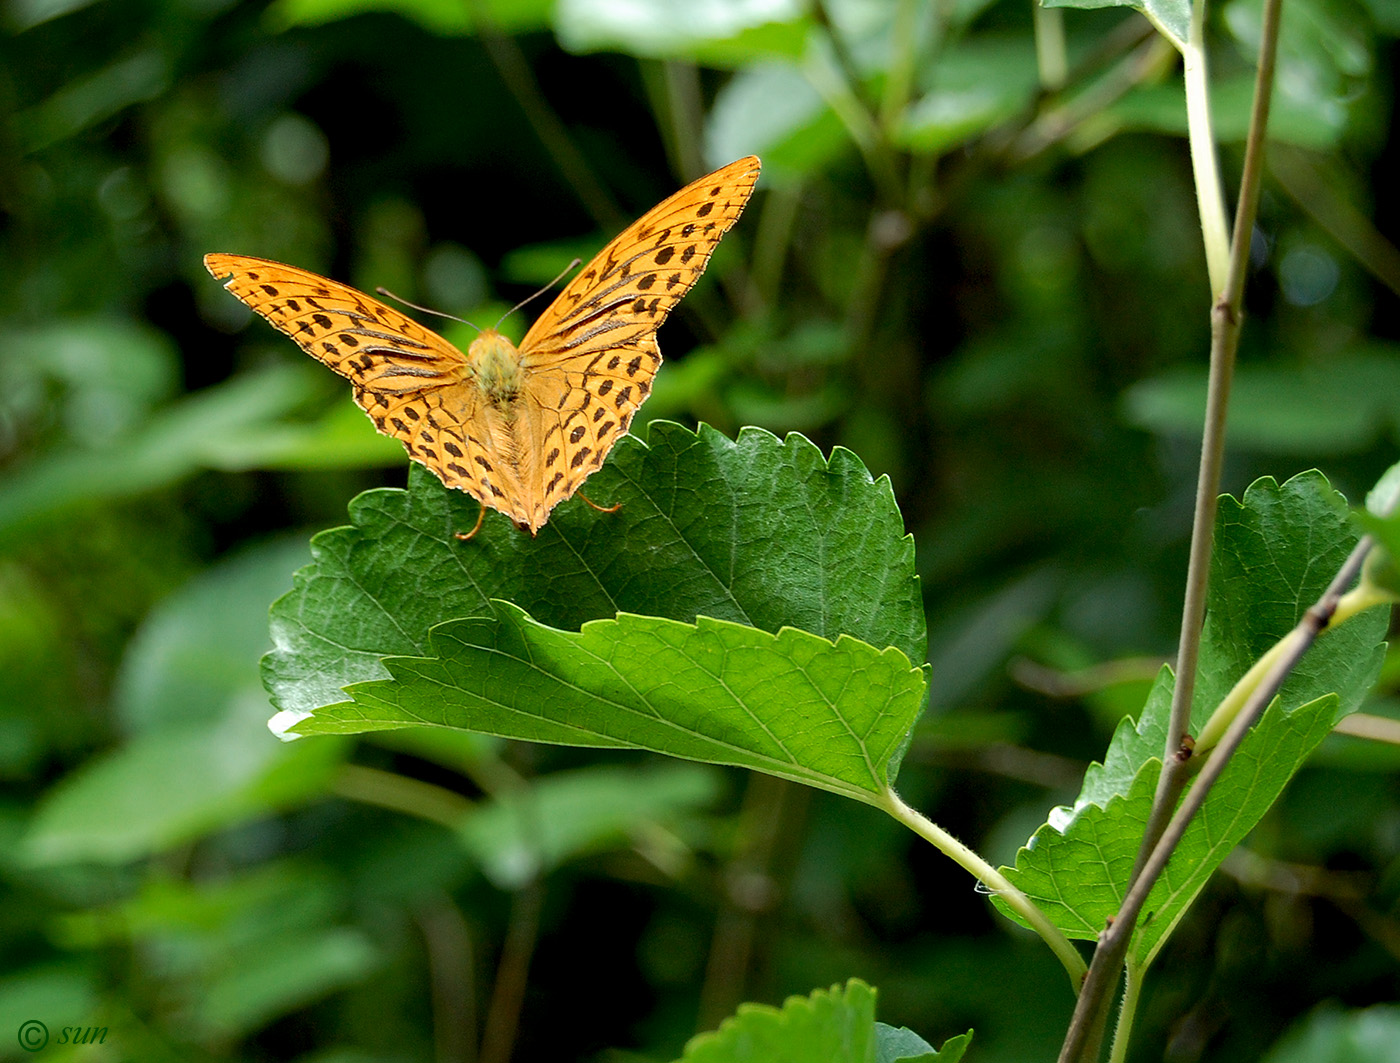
[478,881,545,1063]
[332,763,474,828]
[1112,537,1375,947]
[1058,0,1286,1056]
[1270,146,1400,299]
[1033,3,1069,91]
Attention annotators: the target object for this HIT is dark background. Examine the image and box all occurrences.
[2,0,1398,1059]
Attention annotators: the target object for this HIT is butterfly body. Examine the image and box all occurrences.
[206,155,760,534]
[469,329,525,410]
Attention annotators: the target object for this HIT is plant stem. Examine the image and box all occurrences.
[1184,0,1231,293]
[479,881,545,1063]
[333,762,474,828]
[1109,535,1375,947]
[417,897,478,1063]
[1106,959,1143,1063]
[880,0,921,129]
[1058,0,1285,1057]
[883,790,1087,987]
[1034,4,1069,91]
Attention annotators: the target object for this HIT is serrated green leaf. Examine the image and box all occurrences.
[676,980,877,1063]
[1001,691,1341,964]
[1192,472,1387,729]
[876,1022,973,1062]
[290,609,926,806]
[996,470,1389,964]
[264,422,923,720]
[1356,460,1400,596]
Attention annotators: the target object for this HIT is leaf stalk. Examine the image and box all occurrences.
[883,790,1088,987]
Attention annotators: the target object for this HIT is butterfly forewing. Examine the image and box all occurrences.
[519,156,761,362]
[204,253,509,513]
[204,254,467,392]
[515,156,760,517]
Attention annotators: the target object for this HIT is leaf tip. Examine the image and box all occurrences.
[268,708,311,742]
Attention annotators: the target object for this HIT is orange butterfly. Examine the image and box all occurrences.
[206,155,760,535]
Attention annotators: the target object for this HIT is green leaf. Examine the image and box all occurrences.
[671,979,972,1063]
[197,926,379,1038]
[288,608,926,806]
[20,712,344,867]
[1108,74,1348,149]
[996,471,1389,965]
[675,980,877,1063]
[12,50,169,153]
[1042,0,1189,51]
[115,537,319,732]
[1191,472,1388,728]
[896,37,1043,155]
[21,539,347,865]
[64,866,379,1040]
[457,763,725,888]
[0,364,336,543]
[1365,460,1400,519]
[1123,348,1400,454]
[707,63,848,176]
[0,966,99,1050]
[876,1023,973,1062]
[1002,690,1341,964]
[555,0,810,65]
[1263,1004,1400,1063]
[264,422,923,720]
[266,0,552,35]
[1356,460,1400,596]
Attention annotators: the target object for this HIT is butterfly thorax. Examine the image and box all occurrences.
[467,330,524,410]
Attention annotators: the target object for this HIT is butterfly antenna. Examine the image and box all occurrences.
[494,258,582,330]
[376,288,482,333]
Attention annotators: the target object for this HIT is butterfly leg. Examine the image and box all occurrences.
[577,492,622,515]
[454,501,488,541]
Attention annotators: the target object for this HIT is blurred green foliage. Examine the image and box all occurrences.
[1,0,1398,1060]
